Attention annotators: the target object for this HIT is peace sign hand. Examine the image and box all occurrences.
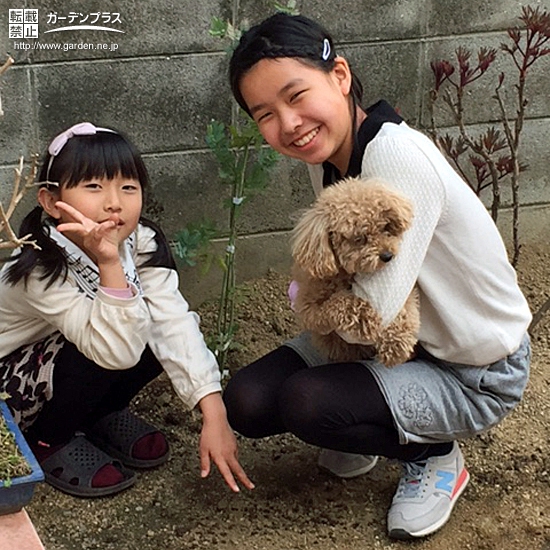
[55,201,122,265]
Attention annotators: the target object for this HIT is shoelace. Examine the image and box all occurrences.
[396,460,428,498]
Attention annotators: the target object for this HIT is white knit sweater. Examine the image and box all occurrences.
[308,121,531,365]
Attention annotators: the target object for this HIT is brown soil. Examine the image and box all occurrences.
[27,244,550,550]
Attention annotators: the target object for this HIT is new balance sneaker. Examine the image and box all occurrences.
[318,449,379,478]
[387,441,469,539]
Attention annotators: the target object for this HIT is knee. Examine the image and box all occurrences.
[279,374,326,440]
[223,373,271,438]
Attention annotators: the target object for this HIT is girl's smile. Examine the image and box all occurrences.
[293,127,320,147]
[240,57,355,173]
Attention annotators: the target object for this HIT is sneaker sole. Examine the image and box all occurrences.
[319,455,379,479]
[389,468,470,539]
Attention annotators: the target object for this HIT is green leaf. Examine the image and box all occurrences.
[209,17,228,38]
[274,0,300,16]
[173,220,218,268]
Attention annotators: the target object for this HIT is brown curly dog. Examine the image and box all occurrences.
[291,177,419,367]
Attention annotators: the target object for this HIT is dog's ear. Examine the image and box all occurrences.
[382,193,414,235]
[291,206,339,279]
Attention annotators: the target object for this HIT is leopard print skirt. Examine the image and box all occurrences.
[0,332,66,430]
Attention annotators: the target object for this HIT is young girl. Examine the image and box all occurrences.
[0,122,253,497]
[223,14,532,539]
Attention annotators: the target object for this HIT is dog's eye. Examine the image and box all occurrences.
[383,222,397,235]
[352,235,368,246]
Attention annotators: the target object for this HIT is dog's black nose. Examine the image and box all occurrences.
[379,251,394,263]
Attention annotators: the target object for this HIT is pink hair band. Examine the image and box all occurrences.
[36,122,116,186]
[48,121,115,156]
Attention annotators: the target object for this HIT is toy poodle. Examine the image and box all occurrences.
[290,177,420,367]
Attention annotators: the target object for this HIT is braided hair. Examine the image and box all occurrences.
[229,13,363,118]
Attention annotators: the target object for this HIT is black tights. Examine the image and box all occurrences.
[223,346,452,462]
[25,342,162,445]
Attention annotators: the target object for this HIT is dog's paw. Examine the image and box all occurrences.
[377,346,411,367]
[340,322,379,344]
[352,310,383,342]
[376,330,417,367]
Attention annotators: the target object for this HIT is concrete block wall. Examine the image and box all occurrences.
[1,0,549,303]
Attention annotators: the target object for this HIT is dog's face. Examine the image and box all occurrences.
[329,209,407,274]
[291,177,414,279]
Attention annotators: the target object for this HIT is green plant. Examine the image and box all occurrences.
[175,7,295,373]
[428,5,550,267]
[204,119,278,372]
[174,220,218,271]
[0,396,31,486]
[273,0,299,16]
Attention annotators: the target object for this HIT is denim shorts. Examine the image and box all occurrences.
[285,332,531,445]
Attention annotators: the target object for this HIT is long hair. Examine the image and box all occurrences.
[229,13,363,121]
[3,128,175,288]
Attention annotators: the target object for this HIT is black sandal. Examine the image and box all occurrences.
[88,408,169,469]
[40,434,136,497]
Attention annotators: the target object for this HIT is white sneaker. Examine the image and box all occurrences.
[387,442,470,539]
[318,449,379,478]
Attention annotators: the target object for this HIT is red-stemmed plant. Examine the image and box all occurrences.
[428,6,550,270]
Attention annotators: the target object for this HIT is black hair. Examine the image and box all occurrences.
[3,128,175,288]
[229,13,363,118]
[40,130,149,189]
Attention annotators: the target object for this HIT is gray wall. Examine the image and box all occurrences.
[1,0,549,303]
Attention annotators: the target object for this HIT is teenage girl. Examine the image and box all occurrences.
[0,122,253,497]
[223,14,531,539]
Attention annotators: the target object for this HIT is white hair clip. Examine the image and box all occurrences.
[321,38,331,61]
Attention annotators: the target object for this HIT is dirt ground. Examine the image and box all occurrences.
[27,243,549,550]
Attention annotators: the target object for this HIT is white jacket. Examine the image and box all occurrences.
[0,223,221,409]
